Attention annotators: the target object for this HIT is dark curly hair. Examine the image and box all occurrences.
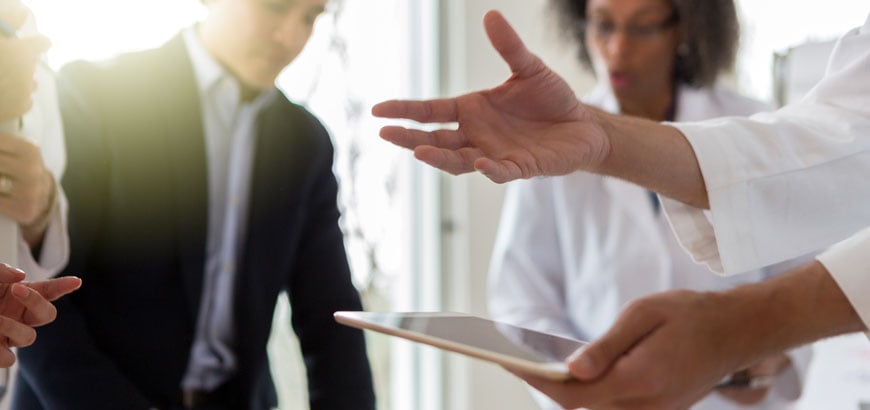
[550,0,739,87]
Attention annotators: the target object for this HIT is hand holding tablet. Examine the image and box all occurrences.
[334,311,587,381]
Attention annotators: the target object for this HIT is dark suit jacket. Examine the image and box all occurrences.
[15,35,375,410]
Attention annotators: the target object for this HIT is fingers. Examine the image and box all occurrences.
[414,146,481,175]
[0,263,25,283]
[516,373,589,409]
[511,367,630,409]
[11,283,57,326]
[0,136,52,224]
[0,312,36,348]
[482,10,539,78]
[568,300,663,380]
[23,276,82,302]
[474,157,523,183]
[379,126,468,151]
[372,98,458,123]
[0,345,13,368]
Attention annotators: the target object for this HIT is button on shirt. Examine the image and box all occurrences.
[181,28,277,391]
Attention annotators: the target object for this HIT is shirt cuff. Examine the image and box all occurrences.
[815,227,870,334]
[659,196,725,274]
[16,186,69,281]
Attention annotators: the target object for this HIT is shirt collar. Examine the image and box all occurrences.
[182,27,279,112]
[182,27,225,96]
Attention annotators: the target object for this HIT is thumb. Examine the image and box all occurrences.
[568,302,662,380]
[482,10,539,78]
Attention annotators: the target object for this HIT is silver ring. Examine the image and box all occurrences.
[0,175,13,195]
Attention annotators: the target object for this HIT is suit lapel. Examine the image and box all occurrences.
[157,35,209,321]
[235,97,314,355]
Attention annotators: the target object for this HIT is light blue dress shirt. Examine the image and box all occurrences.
[180,27,277,391]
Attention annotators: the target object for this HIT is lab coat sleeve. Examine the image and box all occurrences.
[487,178,577,339]
[815,226,870,337]
[661,16,870,275]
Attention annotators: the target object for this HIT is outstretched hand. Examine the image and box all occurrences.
[373,10,610,183]
[0,264,81,366]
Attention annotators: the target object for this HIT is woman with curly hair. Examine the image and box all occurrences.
[487,1,813,409]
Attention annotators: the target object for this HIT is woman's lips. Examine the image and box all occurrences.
[609,72,631,89]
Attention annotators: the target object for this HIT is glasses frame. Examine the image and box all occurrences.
[584,12,679,42]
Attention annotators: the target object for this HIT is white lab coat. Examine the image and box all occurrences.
[663,13,870,334]
[489,84,812,410]
[10,14,69,280]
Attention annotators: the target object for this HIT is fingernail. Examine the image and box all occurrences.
[12,285,30,298]
[569,348,597,379]
[1,263,26,276]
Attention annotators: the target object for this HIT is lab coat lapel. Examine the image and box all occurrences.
[673,86,713,121]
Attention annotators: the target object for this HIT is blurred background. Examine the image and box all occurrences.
[21,0,870,409]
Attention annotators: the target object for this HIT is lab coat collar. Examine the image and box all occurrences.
[582,82,714,122]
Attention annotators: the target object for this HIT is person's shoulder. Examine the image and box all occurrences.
[271,94,328,133]
[678,85,774,119]
[58,37,183,87]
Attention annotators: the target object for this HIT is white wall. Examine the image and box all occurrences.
[437,1,595,409]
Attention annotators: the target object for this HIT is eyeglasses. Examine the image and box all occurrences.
[585,13,679,42]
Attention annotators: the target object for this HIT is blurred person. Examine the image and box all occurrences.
[15,0,375,409]
[0,1,76,403]
[374,9,870,410]
[0,0,69,279]
[487,1,810,409]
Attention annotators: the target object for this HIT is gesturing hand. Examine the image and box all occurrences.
[373,10,611,183]
[0,264,81,367]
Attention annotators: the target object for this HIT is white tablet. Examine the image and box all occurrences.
[334,311,586,381]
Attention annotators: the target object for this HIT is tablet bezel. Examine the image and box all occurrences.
[334,311,583,381]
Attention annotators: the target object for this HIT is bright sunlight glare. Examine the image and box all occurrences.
[25,0,206,70]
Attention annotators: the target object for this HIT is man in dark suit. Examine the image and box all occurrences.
[14,0,376,408]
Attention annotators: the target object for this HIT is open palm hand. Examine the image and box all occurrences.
[374,11,610,183]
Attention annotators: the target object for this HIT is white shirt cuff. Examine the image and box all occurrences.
[659,196,724,274]
[815,227,870,336]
